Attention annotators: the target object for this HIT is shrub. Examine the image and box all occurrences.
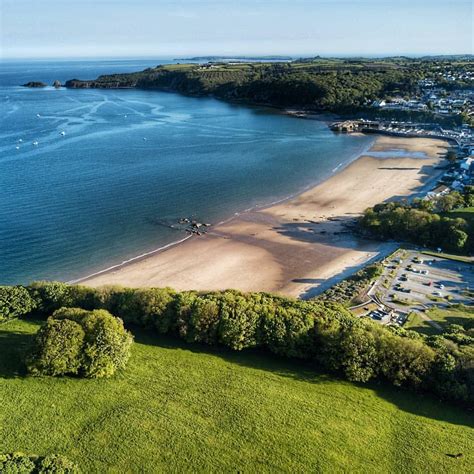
[27,308,133,379]
[0,452,36,473]
[28,281,73,316]
[262,304,315,358]
[112,287,176,331]
[0,453,79,474]
[37,454,80,473]
[217,291,261,350]
[79,309,133,378]
[186,294,221,344]
[378,334,436,387]
[27,318,85,376]
[0,286,36,322]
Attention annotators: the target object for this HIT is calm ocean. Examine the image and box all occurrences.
[0,59,373,284]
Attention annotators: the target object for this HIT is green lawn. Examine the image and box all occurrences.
[405,305,474,335]
[1,319,473,473]
[404,312,440,336]
[426,305,474,329]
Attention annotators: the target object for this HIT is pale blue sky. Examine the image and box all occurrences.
[1,0,472,59]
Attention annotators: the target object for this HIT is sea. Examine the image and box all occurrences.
[0,59,374,285]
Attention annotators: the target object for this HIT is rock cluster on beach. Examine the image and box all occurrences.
[179,218,211,236]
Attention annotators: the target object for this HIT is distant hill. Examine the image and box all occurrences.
[63,57,473,120]
[176,55,294,62]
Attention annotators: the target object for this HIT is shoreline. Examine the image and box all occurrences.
[71,133,376,285]
[80,135,449,297]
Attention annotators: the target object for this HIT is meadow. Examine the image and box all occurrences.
[1,318,472,473]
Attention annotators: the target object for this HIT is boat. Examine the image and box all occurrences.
[60,131,66,136]
[33,141,39,146]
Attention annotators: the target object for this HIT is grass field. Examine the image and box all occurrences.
[0,319,473,473]
[405,305,473,335]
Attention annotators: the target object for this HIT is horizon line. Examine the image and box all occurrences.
[2,52,473,62]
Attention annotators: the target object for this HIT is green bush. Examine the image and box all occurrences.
[0,286,36,322]
[186,294,221,344]
[27,308,133,379]
[0,453,79,473]
[28,281,73,316]
[27,318,85,376]
[80,309,133,378]
[217,292,260,350]
[109,287,176,332]
[37,454,80,473]
[0,452,36,473]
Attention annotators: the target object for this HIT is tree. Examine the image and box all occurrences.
[446,150,457,164]
[436,192,464,212]
[0,286,36,322]
[27,318,85,376]
[27,308,133,379]
[79,309,134,379]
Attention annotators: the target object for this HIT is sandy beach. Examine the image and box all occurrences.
[82,135,449,297]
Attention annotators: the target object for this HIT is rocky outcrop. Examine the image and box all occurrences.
[53,80,62,88]
[65,78,138,89]
[22,81,47,88]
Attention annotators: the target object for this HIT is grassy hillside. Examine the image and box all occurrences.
[1,319,472,473]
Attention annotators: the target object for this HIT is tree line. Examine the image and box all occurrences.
[359,187,474,253]
[1,281,472,405]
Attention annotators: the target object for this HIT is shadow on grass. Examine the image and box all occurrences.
[133,327,474,429]
[0,327,34,378]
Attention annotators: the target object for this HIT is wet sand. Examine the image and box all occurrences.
[82,136,449,297]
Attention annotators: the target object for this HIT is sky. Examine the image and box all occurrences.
[1,0,472,59]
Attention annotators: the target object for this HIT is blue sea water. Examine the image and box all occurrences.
[0,59,374,285]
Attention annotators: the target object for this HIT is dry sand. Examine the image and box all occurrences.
[82,135,449,298]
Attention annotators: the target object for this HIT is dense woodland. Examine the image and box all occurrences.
[359,187,474,253]
[1,281,472,405]
[65,57,474,115]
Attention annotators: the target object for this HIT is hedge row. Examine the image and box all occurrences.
[3,282,473,404]
[0,452,79,473]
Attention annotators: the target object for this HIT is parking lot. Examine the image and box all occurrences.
[374,249,474,314]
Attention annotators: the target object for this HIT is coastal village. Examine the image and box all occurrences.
[327,66,474,331]
[328,114,473,330]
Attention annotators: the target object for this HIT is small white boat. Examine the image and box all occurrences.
[60,131,66,136]
[15,146,20,150]
[36,113,41,117]
[18,138,23,143]
[33,141,39,146]
[143,137,147,141]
